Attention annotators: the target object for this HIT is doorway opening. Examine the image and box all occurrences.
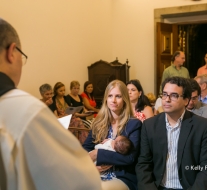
[178,23,207,78]
[154,3,207,95]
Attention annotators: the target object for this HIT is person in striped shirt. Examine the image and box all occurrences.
[136,76,207,190]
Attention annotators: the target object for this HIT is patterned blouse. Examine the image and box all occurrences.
[100,126,116,181]
[55,98,69,117]
[134,111,146,123]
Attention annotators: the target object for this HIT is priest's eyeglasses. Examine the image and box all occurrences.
[16,47,28,66]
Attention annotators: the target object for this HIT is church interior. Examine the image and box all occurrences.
[1,0,207,97]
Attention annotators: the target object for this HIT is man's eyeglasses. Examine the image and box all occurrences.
[16,47,28,66]
[190,96,198,101]
[161,92,183,101]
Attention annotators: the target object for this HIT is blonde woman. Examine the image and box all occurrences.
[66,80,94,128]
[67,81,93,118]
[83,80,142,190]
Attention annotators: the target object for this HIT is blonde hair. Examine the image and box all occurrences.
[146,93,156,104]
[70,81,80,90]
[91,80,133,143]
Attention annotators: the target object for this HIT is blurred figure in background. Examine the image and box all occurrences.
[160,51,190,93]
[66,80,94,128]
[39,83,53,106]
[187,78,207,118]
[49,82,71,117]
[67,81,93,118]
[146,92,156,112]
[81,81,99,118]
[194,74,207,104]
[154,95,163,115]
[197,53,207,76]
[49,82,86,130]
[127,79,154,122]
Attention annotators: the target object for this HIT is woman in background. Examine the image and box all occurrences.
[154,96,163,115]
[83,80,142,190]
[81,81,99,117]
[67,80,94,128]
[67,80,83,108]
[197,52,207,76]
[39,83,53,106]
[49,82,83,127]
[126,79,154,122]
[49,82,71,118]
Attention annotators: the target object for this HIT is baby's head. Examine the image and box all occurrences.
[114,136,133,155]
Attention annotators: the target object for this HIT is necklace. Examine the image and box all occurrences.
[56,97,68,111]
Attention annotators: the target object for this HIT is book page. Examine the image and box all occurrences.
[58,115,72,129]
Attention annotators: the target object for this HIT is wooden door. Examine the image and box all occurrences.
[156,23,178,95]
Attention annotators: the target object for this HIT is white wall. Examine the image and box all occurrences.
[1,0,207,98]
[0,0,112,98]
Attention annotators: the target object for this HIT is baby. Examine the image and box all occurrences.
[94,135,133,181]
[95,135,133,155]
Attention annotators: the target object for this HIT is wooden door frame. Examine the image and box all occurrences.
[154,3,207,95]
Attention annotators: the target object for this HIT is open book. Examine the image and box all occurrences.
[65,106,83,115]
[58,115,72,129]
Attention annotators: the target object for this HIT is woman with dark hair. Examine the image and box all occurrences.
[81,81,99,116]
[126,79,154,122]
